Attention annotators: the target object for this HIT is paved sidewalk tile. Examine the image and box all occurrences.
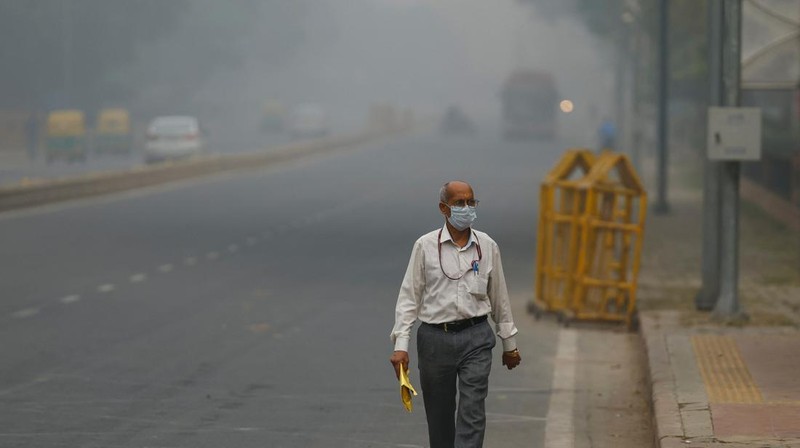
[712,403,800,439]
[692,335,763,404]
[736,335,800,403]
[636,155,800,447]
[642,311,800,447]
[693,333,800,441]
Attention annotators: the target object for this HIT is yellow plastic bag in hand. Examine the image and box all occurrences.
[399,364,418,412]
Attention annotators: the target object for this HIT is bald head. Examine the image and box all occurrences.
[439,181,473,205]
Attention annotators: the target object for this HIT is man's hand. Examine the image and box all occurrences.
[502,349,521,370]
[390,350,409,379]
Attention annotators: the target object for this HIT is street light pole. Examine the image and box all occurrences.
[619,9,638,166]
[615,24,626,153]
[653,0,671,214]
[695,0,723,311]
[62,0,74,102]
[712,0,747,322]
[630,17,642,173]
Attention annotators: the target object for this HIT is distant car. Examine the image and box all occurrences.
[440,106,475,134]
[288,104,330,138]
[144,116,206,164]
[260,101,287,133]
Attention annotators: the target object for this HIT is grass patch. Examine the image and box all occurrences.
[638,283,800,328]
[740,200,791,233]
[760,272,799,286]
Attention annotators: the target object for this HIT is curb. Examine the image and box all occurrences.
[641,311,685,448]
[0,129,398,212]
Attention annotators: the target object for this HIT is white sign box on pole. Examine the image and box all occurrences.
[707,107,762,161]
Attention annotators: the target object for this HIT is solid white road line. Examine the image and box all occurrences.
[158,264,174,273]
[11,307,40,319]
[228,244,239,253]
[544,328,578,448]
[206,252,219,260]
[246,237,258,246]
[59,295,81,304]
[184,257,198,266]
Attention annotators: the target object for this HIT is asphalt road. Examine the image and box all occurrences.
[0,128,568,447]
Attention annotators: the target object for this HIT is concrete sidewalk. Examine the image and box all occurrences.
[642,311,800,447]
[636,155,800,447]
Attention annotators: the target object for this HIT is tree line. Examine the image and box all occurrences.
[0,0,311,113]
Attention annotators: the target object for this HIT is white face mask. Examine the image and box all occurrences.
[444,204,477,230]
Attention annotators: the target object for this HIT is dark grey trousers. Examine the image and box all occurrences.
[417,319,496,448]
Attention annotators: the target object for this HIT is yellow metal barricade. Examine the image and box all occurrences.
[531,149,596,317]
[567,152,647,329]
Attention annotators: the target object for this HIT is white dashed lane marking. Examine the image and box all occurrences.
[59,295,81,304]
[130,273,147,283]
[13,195,388,319]
[97,284,116,293]
[11,308,40,319]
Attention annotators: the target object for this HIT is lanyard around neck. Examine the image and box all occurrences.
[437,228,482,281]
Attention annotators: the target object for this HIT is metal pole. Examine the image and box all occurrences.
[62,0,73,101]
[712,0,746,321]
[695,0,723,310]
[615,37,625,153]
[619,11,637,162]
[631,22,642,173]
[615,8,629,154]
[653,0,670,214]
[623,0,643,173]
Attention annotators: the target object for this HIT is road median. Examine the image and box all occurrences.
[0,130,391,212]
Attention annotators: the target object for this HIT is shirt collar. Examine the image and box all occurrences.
[439,224,477,250]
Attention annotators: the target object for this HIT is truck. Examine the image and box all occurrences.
[501,70,559,140]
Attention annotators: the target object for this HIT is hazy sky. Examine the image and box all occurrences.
[191,0,614,141]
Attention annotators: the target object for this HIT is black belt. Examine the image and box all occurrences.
[424,315,487,333]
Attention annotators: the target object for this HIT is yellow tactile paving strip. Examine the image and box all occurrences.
[692,335,764,404]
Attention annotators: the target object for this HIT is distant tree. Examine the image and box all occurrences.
[0,0,186,109]
[0,0,314,112]
[122,0,313,114]
[516,0,708,102]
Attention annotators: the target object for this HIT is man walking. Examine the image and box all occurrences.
[390,180,521,448]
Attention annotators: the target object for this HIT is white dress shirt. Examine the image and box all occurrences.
[391,225,518,352]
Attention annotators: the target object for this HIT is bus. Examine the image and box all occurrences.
[501,70,559,140]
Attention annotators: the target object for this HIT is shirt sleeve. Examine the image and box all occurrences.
[487,243,518,352]
[390,239,425,352]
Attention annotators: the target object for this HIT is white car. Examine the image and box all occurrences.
[288,104,330,139]
[144,116,206,163]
